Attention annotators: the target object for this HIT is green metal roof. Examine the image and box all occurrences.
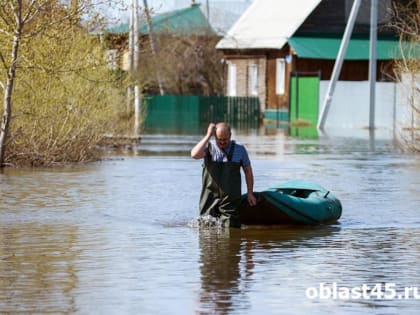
[288,36,420,60]
[106,4,215,36]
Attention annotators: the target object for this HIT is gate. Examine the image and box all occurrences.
[289,72,320,138]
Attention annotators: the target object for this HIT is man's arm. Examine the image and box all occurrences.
[243,165,257,206]
[191,123,215,159]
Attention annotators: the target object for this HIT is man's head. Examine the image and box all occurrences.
[215,122,231,150]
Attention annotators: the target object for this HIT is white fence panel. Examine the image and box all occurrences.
[319,81,397,130]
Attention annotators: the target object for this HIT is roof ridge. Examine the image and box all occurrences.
[151,4,201,25]
[106,3,214,35]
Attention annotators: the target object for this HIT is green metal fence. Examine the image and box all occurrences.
[142,95,260,133]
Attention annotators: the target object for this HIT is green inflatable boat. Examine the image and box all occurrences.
[239,181,342,225]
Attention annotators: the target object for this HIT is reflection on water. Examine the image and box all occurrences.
[1,126,420,314]
[197,226,420,314]
[198,228,245,313]
[197,226,339,314]
[0,223,79,313]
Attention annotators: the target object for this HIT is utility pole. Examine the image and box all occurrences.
[206,0,210,22]
[132,0,141,135]
[317,0,362,130]
[127,0,134,114]
[369,0,378,130]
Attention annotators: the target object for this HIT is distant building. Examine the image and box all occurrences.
[105,3,216,71]
[216,0,419,130]
[105,3,225,95]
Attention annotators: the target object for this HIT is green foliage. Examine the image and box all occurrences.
[0,3,130,166]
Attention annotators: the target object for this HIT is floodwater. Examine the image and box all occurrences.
[1,126,420,314]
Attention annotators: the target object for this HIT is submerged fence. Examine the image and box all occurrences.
[142,95,261,133]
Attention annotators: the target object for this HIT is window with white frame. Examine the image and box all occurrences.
[248,64,258,96]
[276,58,286,95]
[227,63,237,96]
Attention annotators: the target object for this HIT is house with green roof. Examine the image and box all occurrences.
[104,2,216,70]
[104,2,223,95]
[106,3,215,36]
[216,0,419,130]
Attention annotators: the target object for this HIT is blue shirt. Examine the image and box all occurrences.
[205,139,251,167]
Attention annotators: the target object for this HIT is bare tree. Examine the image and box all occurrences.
[391,0,420,152]
[142,0,164,94]
[0,1,35,166]
[139,33,225,96]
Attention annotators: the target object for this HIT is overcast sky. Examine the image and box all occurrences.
[98,0,251,25]
[97,0,187,25]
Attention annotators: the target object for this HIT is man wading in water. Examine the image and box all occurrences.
[191,122,257,227]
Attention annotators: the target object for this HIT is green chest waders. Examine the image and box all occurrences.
[199,141,242,228]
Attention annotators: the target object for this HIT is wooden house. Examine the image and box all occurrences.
[216,0,414,122]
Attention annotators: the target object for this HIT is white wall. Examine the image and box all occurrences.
[318,81,397,130]
[396,74,420,129]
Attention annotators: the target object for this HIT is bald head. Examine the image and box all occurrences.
[215,122,231,149]
[216,122,231,134]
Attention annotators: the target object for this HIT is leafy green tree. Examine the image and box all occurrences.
[0,0,128,166]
